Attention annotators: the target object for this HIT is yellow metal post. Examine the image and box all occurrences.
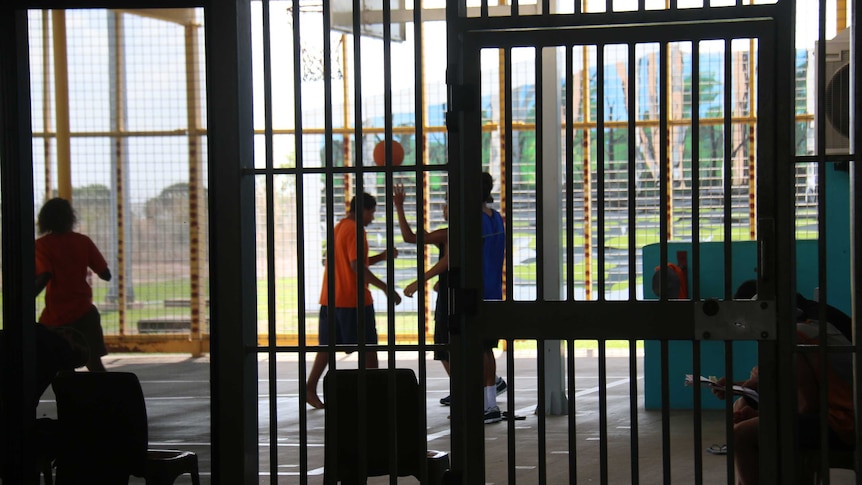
[112,11,129,336]
[51,10,72,200]
[185,12,205,357]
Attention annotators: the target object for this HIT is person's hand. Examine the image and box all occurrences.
[732,397,759,424]
[393,184,406,207]
[390,289,402,305]
[391,247,398,259]
[711,377,729,400]
[404,280,419,297]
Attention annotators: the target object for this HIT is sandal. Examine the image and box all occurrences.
[706,444,727,455]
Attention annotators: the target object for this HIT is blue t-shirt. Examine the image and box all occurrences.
[481,209,505,300]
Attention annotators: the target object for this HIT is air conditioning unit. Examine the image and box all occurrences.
[815,28,851,154]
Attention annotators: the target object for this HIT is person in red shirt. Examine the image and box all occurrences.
[305,193,401,409]
[35,198,112,372]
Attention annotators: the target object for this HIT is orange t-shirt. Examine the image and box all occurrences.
[319,217,373,308]
[35,231,109,326]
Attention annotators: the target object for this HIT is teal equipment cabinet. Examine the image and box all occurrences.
[642,240,840,410]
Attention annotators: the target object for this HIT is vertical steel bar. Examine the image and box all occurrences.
[0,8,39,482]
[659,41,672,485]
[722,38,733,299]
[504,48,514,302]
[381,2,401,483]
[690,40,705,485]
[723,341,734,485]
[628,339,640,484]
[412,3,430,480]
[692,341,703,485]
[349,1,369,481]
[291,1,310,482]
[566,45,575,301]
[850,0,862,478]
[505,336,516,469]
[598,341,609,484]
[567,339,578,484]
[321,2,339,481]
[535,339,546,485]
[259,1,278,482]
[816,145,831,485]
[596,44,606,299]
[660,339,671,484]
[536,47,545,303]
[627,43,637,301]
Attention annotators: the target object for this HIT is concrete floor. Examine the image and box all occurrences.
[35,350,856,484]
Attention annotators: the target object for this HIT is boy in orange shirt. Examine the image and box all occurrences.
[305,193,400,408]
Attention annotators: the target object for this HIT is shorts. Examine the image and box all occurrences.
[63,306,108,359]
[483,339,499,351]
[798,413,855,451]
[318,305,378,347]
[433,314,449,362]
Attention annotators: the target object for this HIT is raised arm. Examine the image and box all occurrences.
[393,184,417,243]
[393,184,447,246]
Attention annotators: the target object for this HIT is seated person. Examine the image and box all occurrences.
[714,282,854,485]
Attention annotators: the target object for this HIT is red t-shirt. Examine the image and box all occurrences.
[36,231,109,326]
[319,217,372,308]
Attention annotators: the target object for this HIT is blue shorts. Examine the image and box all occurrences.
[318,305,378,347]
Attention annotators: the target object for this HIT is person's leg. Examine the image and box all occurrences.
[483,346,497,411]
[71,307,107,372]
[361,304,379,369]
[483,347,496,387]
[796,354,821,414]
[306,306,332,409]
[364,352,379,369]
[305,351,328,409]
[733,417,759,485]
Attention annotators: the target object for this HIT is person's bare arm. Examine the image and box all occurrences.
[369,248,397,266]
[393,184,417,243]
[393,184,447,246]
[35,272,51,295]
[351,259,402,305]
[404,236,448,297]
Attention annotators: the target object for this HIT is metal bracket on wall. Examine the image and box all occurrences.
[694,299,776,341]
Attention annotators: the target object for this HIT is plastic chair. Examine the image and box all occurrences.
[52,371,200,485]
[323,368,448,484]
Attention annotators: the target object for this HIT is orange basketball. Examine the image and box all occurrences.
[372,140,405,166]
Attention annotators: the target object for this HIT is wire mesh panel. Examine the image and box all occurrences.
[28,9,209,346]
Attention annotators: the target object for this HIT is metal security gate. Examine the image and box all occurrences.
[446,2,800,483]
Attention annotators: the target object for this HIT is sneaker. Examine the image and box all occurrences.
[484,406,502,424]
[440,395,451,406]
[495,376,507,396]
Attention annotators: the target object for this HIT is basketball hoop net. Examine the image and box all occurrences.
[287,1,344,82]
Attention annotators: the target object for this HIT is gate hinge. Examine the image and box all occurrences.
[446,83,477,133]
[448,284,478,335]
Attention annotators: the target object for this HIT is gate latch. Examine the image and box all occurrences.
[694,299,776,341]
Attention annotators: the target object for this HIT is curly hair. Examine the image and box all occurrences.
[37,198,77,234]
